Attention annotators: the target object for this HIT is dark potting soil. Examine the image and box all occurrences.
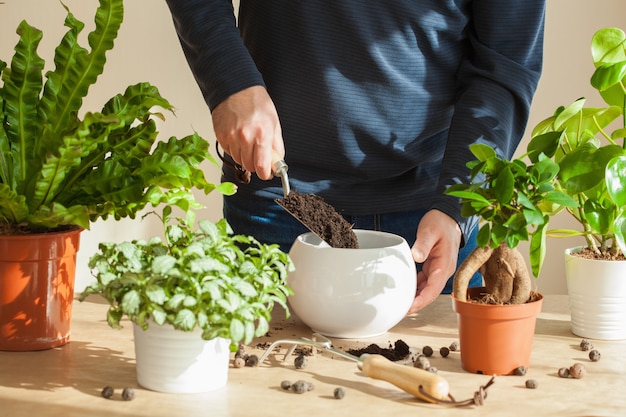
[346,340,410,361]
[276,191,358,249]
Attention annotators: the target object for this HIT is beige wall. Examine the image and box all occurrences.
[1,1,625,293]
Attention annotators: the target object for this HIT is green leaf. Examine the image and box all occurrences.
[151,255,177,275]
[145,286,167,305]
[493,166,514,205]
[121,290,140,315]
[469,143,496,161]
[527,131,562,162]
[559,144,623,194]
[614,208,626,255]
[230,319,245,344]
[606,155,626,207]
[590,61,626,91]
[174,309,196,330]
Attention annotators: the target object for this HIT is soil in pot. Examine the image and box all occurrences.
[276,191,358,248]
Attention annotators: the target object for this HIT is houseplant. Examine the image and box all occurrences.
[0,0,235,351]
[445,144,575,375]
[79,206,294,393]
[526,27,626,339]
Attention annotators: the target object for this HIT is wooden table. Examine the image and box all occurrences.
[1,294,624,417]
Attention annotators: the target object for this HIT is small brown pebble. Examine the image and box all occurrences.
[514,365,527,376]
[525,379,538,389]
[294,354,308,369]
[557,367,570,378]
[449,341,460,352]
[413,355,431,370]
[101,386,114,399]
[580,339,593,351]
[233,357,246,368]
[588,349,601,362]
[291,380,314,394]
[569,363,586,379]
[439,347,450,358]
[121,387,136,401]
[280,380,292,390]
[245,354,259,367]
[333,387,345,399]
[422,346,434,357]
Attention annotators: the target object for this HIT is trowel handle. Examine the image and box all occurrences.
[359,354,450,403]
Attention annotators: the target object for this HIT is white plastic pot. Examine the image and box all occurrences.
[133,322,231,393]
[565,246,626,340]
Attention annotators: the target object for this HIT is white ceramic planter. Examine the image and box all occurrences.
[286,230,416,338]
[133,323,231,393]
[565,246,626,340]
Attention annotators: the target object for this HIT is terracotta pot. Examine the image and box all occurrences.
[452,287,543,375]
[0,228,82,351]
[565,246,626,340]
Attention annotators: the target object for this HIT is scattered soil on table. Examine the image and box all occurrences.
[276,191,358,249]
[346,340,410,361]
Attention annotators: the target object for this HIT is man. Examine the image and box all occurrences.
[164,1,546,312]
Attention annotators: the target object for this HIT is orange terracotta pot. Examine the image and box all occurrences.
[0,228,82,351]
[452,287,543,376]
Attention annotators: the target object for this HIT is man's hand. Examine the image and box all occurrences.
[408,209,462,313]
[211,85,285,180]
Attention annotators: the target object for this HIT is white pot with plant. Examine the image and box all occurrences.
[80,206,294,393]
[527,27,626,340]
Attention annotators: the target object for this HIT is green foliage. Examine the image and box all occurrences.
[0,0,236,232]
[79,207,294,348]
[447,27,626,277]
[527,27,626,256]
[446,144,576,277]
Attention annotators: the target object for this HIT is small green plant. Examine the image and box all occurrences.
[0,0,235,234]
[527,27,626,257]
[80,207,294,348]
[445,145,575,303]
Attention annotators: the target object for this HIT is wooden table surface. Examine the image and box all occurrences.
[1,294,624,417]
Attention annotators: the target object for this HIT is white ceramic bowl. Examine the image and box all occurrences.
[286,230,417,338]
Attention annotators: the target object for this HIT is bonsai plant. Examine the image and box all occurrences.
[0,0,235,351]
[79,206,294,392]
[525,27,626,340]
[444,144,575,374]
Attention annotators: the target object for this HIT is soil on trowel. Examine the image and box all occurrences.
[346,339,410,361]
[277,191,358,249]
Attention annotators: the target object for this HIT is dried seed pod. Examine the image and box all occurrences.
[588,349,601,362]
[514,365,527,376]
[280,380,292,390]
[233,357,246,368]
[333,387,345,399]
[426,366,438,374]
[449,341,460,352]
[294,354,308,369]
[557,367,570,378]
[439,347,450,358]
[569,363,586,379]
[235,343,248,359]
[525,379,538,389]
[101,386,114,399]
[422,346,434,357]
[121,387,136,401]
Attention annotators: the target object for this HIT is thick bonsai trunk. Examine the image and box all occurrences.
[453,244,531,305]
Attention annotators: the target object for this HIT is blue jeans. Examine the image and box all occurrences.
[223,195,482,294]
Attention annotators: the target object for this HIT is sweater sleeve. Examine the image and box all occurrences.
[430,0,546,245]
[164,0,265,111]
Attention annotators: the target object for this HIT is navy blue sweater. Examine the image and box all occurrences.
[165,0,545,242]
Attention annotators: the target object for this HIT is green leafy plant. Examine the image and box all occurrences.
[0,0,235,234]
[80,206,294,348]
[527,27,626,257]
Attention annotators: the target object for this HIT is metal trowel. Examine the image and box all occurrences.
[272,156,331,247]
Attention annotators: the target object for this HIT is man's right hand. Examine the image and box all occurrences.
[211,85,285,180]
